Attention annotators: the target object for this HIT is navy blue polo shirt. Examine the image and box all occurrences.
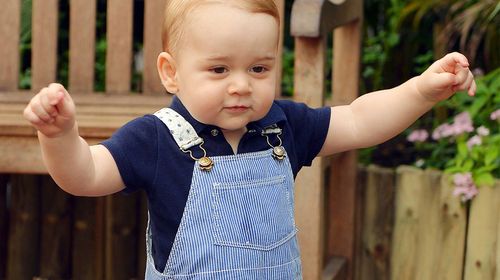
[101,96,331,271]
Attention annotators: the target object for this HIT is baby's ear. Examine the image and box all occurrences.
[157,52,179,94]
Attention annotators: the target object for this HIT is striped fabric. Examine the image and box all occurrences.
[146,111,303,279]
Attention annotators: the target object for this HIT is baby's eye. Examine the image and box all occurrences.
[250,66,267,73]
[210,67,228,74]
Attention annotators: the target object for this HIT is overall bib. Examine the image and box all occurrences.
[146,108,302,279]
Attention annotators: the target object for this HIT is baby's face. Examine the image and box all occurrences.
[172,3,279,135]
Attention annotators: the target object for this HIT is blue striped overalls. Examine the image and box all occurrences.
[145,108,302,279]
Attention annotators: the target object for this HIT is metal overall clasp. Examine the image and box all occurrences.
[262,125,286,161]
[181,141,214,171]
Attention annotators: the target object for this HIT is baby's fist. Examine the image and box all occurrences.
[416,52,476,102]
[23,83,76,138]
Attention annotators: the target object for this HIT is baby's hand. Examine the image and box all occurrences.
[415,52,476,102]
[23,83,76,138]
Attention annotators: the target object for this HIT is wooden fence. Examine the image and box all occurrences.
[356,165,500,280]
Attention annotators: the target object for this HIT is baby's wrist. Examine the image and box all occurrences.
[409,76,438,105]
[38,121,78,140]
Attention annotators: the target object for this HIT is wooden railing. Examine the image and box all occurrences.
[0,0,363,279]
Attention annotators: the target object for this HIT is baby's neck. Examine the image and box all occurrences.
[222,127,247,154]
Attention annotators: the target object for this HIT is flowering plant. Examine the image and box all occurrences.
[406,68,500,201]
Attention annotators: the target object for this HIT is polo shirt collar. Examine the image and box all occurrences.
[169,96,287,134]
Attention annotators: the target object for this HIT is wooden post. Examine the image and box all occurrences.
[0,175,8,279]
[464,180,500,279]
[69,0,96,92]
[0,0,21,91]
[294,36,326,280]
[143,0,166,95]
[106,0,133,93]
[31,0,59,91]
[7,175,41,279]
[356,166,395,280]
[72,197,105,280]
[39,177,72,279]
[105,194,139,280]
[327,18,362,280]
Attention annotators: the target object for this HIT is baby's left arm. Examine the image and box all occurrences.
[319,52,476,156]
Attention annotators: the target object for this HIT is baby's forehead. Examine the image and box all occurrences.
[166,1,279,54]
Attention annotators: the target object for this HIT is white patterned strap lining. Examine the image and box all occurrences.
[154,108,204,150]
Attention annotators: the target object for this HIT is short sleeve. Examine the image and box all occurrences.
[101,115,158,193]
[276,100,331,168]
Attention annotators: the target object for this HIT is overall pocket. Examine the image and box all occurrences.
[211,175,297,251]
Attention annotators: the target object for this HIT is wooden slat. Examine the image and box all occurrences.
[464,179,500,280]
[275,0,285,98]
[293,37,325,107]
[0,175,8,279]
[415,170,466,279]
[0,91,171,105]
[69,0,96,92]
[7,175,41,279]
[357,166,395,280]
[390,167,424,279]
[31,0,59,91]
[106,0,133,93]
[391,166,467,279]
[0,92,171,138]
[327,19,362,280]
[0,136,101,174]
[72,197,105,280]
[143,0,166,95]
[293,36,326,280]
[105,194,139,280]
[39,176,71,279]
[0,0,21,90]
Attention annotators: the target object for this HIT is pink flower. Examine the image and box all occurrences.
[452,172,478,202]
[452,112,474,135]
[432,112,474,140]
[466,135,482,149]
[432,123,455,140]
[407,129,429,142]
[490,109,500,120]
[476,126,489,136]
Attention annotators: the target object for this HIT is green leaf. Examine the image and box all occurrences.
[474,172,495,187]
[458,142,468,158]
[484,146,499,165]
[463,159,474,171]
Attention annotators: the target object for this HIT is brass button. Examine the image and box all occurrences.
[272,146,286,160]
[199,157,214,171]
[211,129,219,137]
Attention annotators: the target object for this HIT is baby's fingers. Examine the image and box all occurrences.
[41,88,64,117]
[453,69,475,96]
[28,92,54,123]
[23,104,44,125]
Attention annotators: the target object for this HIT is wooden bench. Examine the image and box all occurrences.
[0,0,362,279]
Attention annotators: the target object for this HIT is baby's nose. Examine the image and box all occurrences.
[228,73,252,95]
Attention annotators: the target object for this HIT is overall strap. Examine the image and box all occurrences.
[153,108,203,150]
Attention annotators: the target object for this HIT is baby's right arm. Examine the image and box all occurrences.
[23,83,125,196]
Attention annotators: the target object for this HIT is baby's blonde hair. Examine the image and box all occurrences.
[162,0,280,54]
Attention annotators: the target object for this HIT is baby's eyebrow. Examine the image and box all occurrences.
[205,55,276,61]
